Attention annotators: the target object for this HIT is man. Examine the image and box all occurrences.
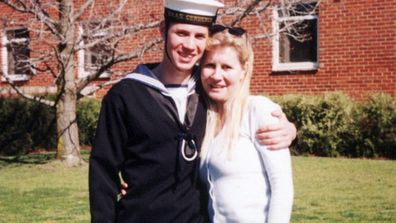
[89,0,296,222]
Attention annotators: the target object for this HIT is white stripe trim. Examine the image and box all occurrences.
[124,64,199,97]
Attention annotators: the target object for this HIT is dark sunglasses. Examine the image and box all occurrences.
[210,24,246,37]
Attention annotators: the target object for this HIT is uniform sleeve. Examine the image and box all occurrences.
[249,96,294,223]
[89,90,128,223]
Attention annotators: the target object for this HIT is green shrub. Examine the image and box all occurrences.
[0,98,56,156]
[2,92,395,159]
[356,93,396,158]
[274,92,357,157]
[77,98,101,146]
[0,97,101,156]
[273,92,396,159]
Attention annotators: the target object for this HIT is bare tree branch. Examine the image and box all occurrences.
[76,37,163,94]
[76,20,161,50]
[72,0,95,22]
[78,79,120,98]
[1,0,63,41]
[230,0,265,26]
[0,71,55,106]
[101,0,128,22]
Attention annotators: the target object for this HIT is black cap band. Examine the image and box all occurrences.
[164,8,216,26]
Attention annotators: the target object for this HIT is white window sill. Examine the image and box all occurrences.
[79,70,111,79]
[1,74,30,82]
[272,62,319,72]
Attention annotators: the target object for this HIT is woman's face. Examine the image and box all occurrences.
[201,46,246,104]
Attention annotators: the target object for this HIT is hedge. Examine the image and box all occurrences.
[0,98,101,156]
[273,92,396,159]
[356,93,396,158]
[1,93,395,159]
[0,98,56,155]
[76,99,101,146]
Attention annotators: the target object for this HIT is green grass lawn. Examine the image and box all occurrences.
[0,153,395,223]
[292,156,395,223]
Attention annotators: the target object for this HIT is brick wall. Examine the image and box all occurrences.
[0,0,394,100]
[251,0,395,100]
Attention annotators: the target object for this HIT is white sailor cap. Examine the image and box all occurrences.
[164,0,224,26]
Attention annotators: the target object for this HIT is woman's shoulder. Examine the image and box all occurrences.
[247,95,281,113]
[243,95,283,133]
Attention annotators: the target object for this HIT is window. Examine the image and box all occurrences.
[272,3,319,71]
[1,28,31,81]
[78,22,113,78]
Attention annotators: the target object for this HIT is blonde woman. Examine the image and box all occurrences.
[199,25,294,223]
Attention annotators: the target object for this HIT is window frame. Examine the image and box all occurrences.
[272,5,319,72]
[1,28,32,82]
[78,23,112,79]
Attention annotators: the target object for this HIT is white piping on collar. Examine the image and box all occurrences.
[124,64,198,96]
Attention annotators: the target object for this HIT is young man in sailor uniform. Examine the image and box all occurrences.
[89,1,297,222]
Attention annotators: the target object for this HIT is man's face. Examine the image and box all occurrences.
[165,23,209,72]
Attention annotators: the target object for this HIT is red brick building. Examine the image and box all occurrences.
[0,0,395,100]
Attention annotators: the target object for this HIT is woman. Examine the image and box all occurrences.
[199,25,294,223]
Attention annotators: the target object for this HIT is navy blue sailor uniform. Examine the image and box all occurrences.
[89,64,208,223]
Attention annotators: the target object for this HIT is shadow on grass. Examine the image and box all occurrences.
[0,152,55,166]
[0,150,90,167]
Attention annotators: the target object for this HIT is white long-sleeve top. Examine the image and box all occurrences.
[200,96,294,223]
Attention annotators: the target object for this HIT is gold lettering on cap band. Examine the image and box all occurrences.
[164,8,215,26]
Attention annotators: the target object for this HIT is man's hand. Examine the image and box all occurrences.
[256,109,297,150]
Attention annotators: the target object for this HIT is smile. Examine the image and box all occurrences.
[178,51,195,59]
[209,84,226,89]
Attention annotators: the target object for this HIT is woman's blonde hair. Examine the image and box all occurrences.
[200,28,254,158]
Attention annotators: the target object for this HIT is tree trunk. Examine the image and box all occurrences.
[56,89,82,167]
[55,0,82,167]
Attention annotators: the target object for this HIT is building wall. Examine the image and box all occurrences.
[251,0,395,99]
[0,0,395,100]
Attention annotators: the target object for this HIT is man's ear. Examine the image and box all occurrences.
[159,21,166,38]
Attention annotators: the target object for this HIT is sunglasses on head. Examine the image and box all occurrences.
[210,24,247,37]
